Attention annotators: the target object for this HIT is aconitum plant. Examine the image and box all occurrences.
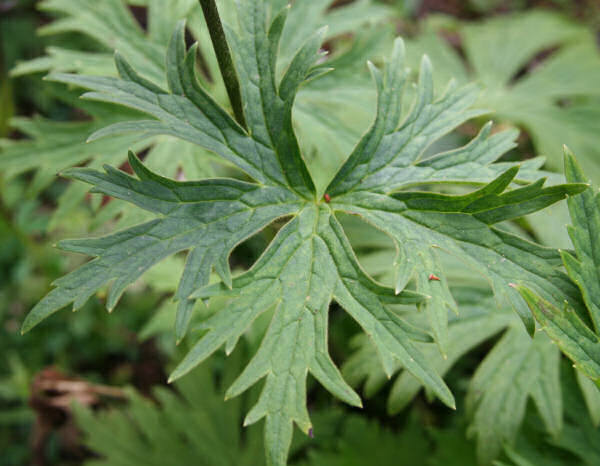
[20,1,600,465]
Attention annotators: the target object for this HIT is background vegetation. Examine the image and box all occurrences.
[1,0,600,465]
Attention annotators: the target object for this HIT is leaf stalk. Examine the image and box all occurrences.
[198,0,247,129]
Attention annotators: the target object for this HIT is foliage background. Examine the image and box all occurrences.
[1,0,599,465]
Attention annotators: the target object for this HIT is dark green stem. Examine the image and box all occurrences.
[199,0,247,129]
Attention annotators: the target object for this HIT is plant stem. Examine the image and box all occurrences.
[199,0,247,129]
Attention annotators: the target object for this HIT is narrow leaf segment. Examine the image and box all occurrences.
[516,148,600,385]
[198,0,247,128]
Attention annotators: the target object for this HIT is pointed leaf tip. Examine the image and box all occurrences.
[420,54,433,72]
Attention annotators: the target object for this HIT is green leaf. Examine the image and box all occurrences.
[301,412,432,466]
[74,351,266,466]
[0,104,146,192]
[466,327,562,465]
[3,0,227,229]
[548,366,600,466]
[342,287,565,465]
[406,11,600,180]
[0,92,221,231]
[517,286,600,383]
[345,284,597,466]
[23,2,588,464]
[35,0,181,85]
[325,34,585,348]
[502,363,600,466]
[577,370,600,427]
[514,148,600,384]
[10,47,115,77]
[562,149,600,331]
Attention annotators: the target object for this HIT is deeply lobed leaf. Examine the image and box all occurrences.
[22,2,589,464]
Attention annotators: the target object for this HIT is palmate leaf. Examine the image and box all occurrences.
[517,149,600,384]
[406,10,600,181]
[23,2,587,464]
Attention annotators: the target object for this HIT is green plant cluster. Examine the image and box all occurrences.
[1,1,600,465]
